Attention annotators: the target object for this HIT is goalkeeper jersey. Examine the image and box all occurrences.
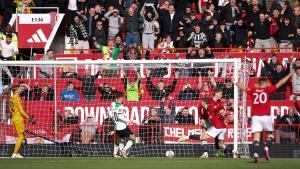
[10,95,29,121]
[109,101,130,130]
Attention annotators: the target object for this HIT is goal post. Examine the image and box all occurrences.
[0,58,247,157]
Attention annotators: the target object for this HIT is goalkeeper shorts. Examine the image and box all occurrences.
[12,120,25,135]
[116,127,133,138]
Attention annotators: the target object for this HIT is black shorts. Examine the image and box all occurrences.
[116,127,133,138]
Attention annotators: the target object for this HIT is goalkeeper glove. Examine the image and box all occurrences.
[28,115,36,124]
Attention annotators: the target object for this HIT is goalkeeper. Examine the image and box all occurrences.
[10,85,35,158]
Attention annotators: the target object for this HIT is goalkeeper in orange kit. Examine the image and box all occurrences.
[10,85,35,158]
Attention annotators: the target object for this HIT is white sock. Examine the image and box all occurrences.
[113,144,119,155]
[124,140,134,151]
[119,142,125,150]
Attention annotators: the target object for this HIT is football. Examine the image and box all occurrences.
[165,150,175,158]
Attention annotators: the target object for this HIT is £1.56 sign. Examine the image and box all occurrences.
[18,14,52,48]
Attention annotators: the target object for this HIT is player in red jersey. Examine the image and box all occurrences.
[236,72,293,163]
[178,89,227,158]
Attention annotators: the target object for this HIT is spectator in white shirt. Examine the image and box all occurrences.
[0,34,18,60]
[0,34,15,81]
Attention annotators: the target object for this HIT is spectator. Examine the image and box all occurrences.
[205,3,221,22]
[65,0,85,28]
[291,62,300,100]
[19,81,33,101]
[270,0,293,18]
[92,21,106,47]
[86,7,99,46]
[99,83,118,101]
[32,84,54,101]
[122,69,141,101]
[69,12,89,51]
[175,107,195,124]
[125,7,140,47]
[292,5,300,28]
[159,97,176,124]
[146,70,179,100]
[176,83,200,100]
[294,28,300,50]
[104,8,123,38]
[276,107,300,144]
[175,30,188,48]
[75,69,99,101]
[194,48,214,77]
[232,19,248,48]
[261,54,280,77]
[61,81,80,102]
[219,0,241,31]
[210,32,226,48]
[0,25,18,47]
[160,4,182,41]
[0,34,15,81]
[262,57,291,100]
[211,76,234,100]
[140,3,159,50]
[198,76,214,99]
[141,107,162,144]
[278,17,296,52]
[80,114,98,144]
[187,24,208,48]
[39,49,55,78]
[158,34,174,53]
[123,44,141,60]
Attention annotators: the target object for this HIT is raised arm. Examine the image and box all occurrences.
[140,4,146,20]
[235,82,247,91]
[152,5,159,20]
[275,72,294,89]
[104,10,113,18]
[166,72,179,93]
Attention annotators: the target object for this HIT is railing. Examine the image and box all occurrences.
[62,48,300,54]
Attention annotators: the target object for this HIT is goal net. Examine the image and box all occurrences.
[0,58,249,158]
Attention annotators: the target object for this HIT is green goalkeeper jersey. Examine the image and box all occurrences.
[109,101,130,130]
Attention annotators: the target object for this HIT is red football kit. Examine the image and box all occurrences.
[246,86,277,116]
[208,99,226,129]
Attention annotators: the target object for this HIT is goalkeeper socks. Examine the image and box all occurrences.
[201,140,208,153]
[265,137,274,148]
[124,140,134,151]
[13,134,25,154]
[113,144,119,156]
[189,135,201,140]
[253,140,260,155]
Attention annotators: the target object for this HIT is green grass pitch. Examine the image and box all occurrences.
[1,158,300,169]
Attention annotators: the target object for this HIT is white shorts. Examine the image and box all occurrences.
[206,127,227,140]
[251,115,273,133]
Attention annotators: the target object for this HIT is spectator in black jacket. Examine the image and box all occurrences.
[270,0,293,18]
[146,70,179,100]
[160,4,182,41]
[261,54,280,77]
[294,28,300,50]
[232,19,248,47]
[276,107,300,144]
[211,76,234,100]
[98,83,118,101]
[278,17,296,52]
[219,0,241,31]
[92,21,107,47]
[292,5,300,28]
[210,32,226,48]
[160,97,176,124]
[262,57,291,100]
[176,83,200,100]
[33,84,54,101]
[175,107,195,124]
[253,13,273,51]
[125,7,140,48]
[76,70,99,101]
